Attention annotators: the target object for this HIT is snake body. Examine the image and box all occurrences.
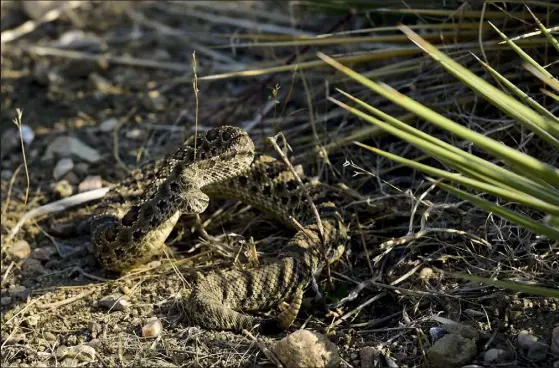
[91,126,347,333]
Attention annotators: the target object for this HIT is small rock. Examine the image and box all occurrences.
[552,326,559,354]
[53,158,74,180]
[53,179,73,198]
[359,346,379,368]
[8,239,31,259]
[74,162,89,176]
[23,258,45,275]
[517,330,549,362]
[56,344,96,362]
[99,118,119,132]
[43,136,101,163]
[442,322,479,341]
[87,321,102,338]
[419,267,436,281]
[9,285,30,300]
[126,128,143,140]
[1,170,13,180]
[0,125,34,159]
[78,175,103,193]
[31,247,54,261]
[484,349,514,364]
[554,360,559,368]
[272,330,341,368]
[429,327,446,341]
[43,331,57,342]
[1,296,12,306]
[24,314,40,328]
[98,293,131,311]
[142,318,163,338]
[428,334,477,368]
[62,171,80,185]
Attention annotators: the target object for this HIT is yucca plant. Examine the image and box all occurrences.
[318,19,558,297]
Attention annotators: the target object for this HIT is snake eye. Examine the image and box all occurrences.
[205,128,219,142]
[122,206,140,227]
[221,127,237,142]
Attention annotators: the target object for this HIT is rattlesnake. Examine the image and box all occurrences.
[90,126,348,333]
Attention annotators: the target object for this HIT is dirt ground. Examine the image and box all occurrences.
[1,2,557,367]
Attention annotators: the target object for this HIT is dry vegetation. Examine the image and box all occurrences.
[1,1,558,367]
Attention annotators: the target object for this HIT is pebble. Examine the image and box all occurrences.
[552,326,559,354]
[517,330,549,362]
[7,239,31,259]
[126,128,143,140]
[31,247,54,261]
[8,285,30,300]
[419,267,436,281]
[43,331,57,342]
[62,171,80,185]
[1,170,13,180]
[74,162,89,176]
[442,322,479,341]
[24,314,40,328]
[142,318,163,338]
[272,330,341,368]
[1,296,12,306]
[78,175,103,193]
[44,136,101,163]
[53,179,73,198]
[87,321,102,338]
[359,346,379,368]
[56,344,96,362]
[98,293,131,311]
[483,348,514,365]
[23,257,45,275]
[99,118,119,132]
[53,158,74,180]
[427,333,477,368]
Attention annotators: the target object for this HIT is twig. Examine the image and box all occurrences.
[242,329,284,367]
[266,134,325,242]
[12,109,30,206]
[159,3,313,36]
[24,45,193,72]
[37,289,95,310]
[193,51,199,158]
[1,164,23,220]
[1,1,84,44]
[7,187,111,241]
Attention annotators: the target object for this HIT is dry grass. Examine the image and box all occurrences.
[1,1,557,367]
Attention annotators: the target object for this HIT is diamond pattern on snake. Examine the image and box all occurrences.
[90,126,348,333]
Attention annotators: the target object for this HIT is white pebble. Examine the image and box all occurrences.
[142,318,163,338]
[53,158,74,180]
[78,175,103,193]
[100,118,119,132]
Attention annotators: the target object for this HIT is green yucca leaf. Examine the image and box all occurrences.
[451,273,559,298]
[355,142,559,216]
[318,46,559,186]
[470,52,559,124]
[526,6,559,53]
[434,181,559,240]
[328,91,559,206]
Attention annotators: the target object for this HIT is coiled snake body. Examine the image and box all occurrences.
[91,126,347,333]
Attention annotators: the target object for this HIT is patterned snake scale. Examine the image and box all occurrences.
[90,126,348,334]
